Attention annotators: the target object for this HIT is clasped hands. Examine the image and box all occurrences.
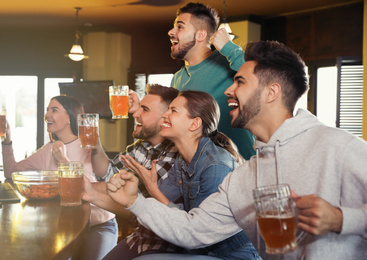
[106,154,158,208]
[106,169,139,208]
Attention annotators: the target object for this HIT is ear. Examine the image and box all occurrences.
[265,83,281,103]
[196,29,208,42]
[189,117,202,132]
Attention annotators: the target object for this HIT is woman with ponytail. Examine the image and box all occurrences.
[114,90,259,260]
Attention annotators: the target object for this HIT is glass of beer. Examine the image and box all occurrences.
[58,161,84,206]
[109,85,129,119]
[253,184,303,254]
[77,113,99,149]
[0,108,6,141]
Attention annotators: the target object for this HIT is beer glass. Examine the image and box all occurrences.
[109,85,129,119]
[58,161,84,206]
[77,113,99,149]
[0,108,6,141]
[253,184,304,254]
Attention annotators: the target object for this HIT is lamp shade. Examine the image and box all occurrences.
[68,44,87,61]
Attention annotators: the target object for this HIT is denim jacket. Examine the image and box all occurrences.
[159,137,238,211]
[159,137,259,258]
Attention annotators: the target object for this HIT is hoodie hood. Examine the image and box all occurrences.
[255,109,323,150]
[253,109,324,187]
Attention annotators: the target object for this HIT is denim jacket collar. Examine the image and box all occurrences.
[177,137,211,178]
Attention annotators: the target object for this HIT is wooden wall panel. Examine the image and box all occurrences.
[263,2,363,62]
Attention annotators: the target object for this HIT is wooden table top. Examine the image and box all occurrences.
[0,197,91,260]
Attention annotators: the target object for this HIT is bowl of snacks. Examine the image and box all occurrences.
[12,171,59,200]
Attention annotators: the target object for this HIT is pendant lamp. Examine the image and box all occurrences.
[66,7,88,61]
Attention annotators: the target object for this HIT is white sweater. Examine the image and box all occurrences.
[128,109,367,260]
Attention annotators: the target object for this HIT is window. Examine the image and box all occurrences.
[316,67,338,127]
[336,57,363,137]
[135,73,174,99]
[0,76,38,163]
[316,57,363,137]
[147,74,173,87]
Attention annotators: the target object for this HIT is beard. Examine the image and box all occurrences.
[170,38,196,60]
[231,87,262,129]
[133,124,160,140]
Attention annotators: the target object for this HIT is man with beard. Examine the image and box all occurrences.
[90,84,179,190]
[169,2,255,160]
[106,41,367,260]
[83,84,180,258]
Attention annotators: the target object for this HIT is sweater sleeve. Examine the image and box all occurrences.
[128,173,242,249]
[219,41,245,71]
[2,143,52,178]
[338,137,367,238]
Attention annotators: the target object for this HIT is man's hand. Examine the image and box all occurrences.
[82,176,97,202]
[82,176,109,203]
[128,90,141,114]
[292,192,343,236]
[209,28,231,51]
[107,170,139,208]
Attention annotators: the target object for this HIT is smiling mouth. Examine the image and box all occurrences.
[228,101,239,117]
[170,39,178,46]
[135,122,142,130]
[161,121,171,129]
[228,101,239,109]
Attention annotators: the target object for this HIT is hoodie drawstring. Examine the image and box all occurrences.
[256,148,260,189]
[255,141,282,252]
[255,148,261,251]
[275,140,282,185]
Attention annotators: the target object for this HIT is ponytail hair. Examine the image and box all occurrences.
[179,90,244,165]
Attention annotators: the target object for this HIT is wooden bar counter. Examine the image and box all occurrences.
[0,197,91,260]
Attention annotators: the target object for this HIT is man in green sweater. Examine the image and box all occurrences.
[168,2,255,160]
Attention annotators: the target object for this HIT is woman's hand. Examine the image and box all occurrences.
[2,120,12,144]
[120,155,169,205]
[120,155,159,194]
[51,141,69,162]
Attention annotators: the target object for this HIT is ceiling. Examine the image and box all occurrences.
[0,0,361,31]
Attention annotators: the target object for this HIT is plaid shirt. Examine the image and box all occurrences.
[99,139,182,254]
[99,139,176,196]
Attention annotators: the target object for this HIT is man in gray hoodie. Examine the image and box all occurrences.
[106,41,367,260]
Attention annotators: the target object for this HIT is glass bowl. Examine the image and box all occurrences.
[12,171,59,200]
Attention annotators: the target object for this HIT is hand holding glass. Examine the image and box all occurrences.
[77,113,99,149]
[109,85,129,119]
[253,184,304,254]
[0,109,6,141]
